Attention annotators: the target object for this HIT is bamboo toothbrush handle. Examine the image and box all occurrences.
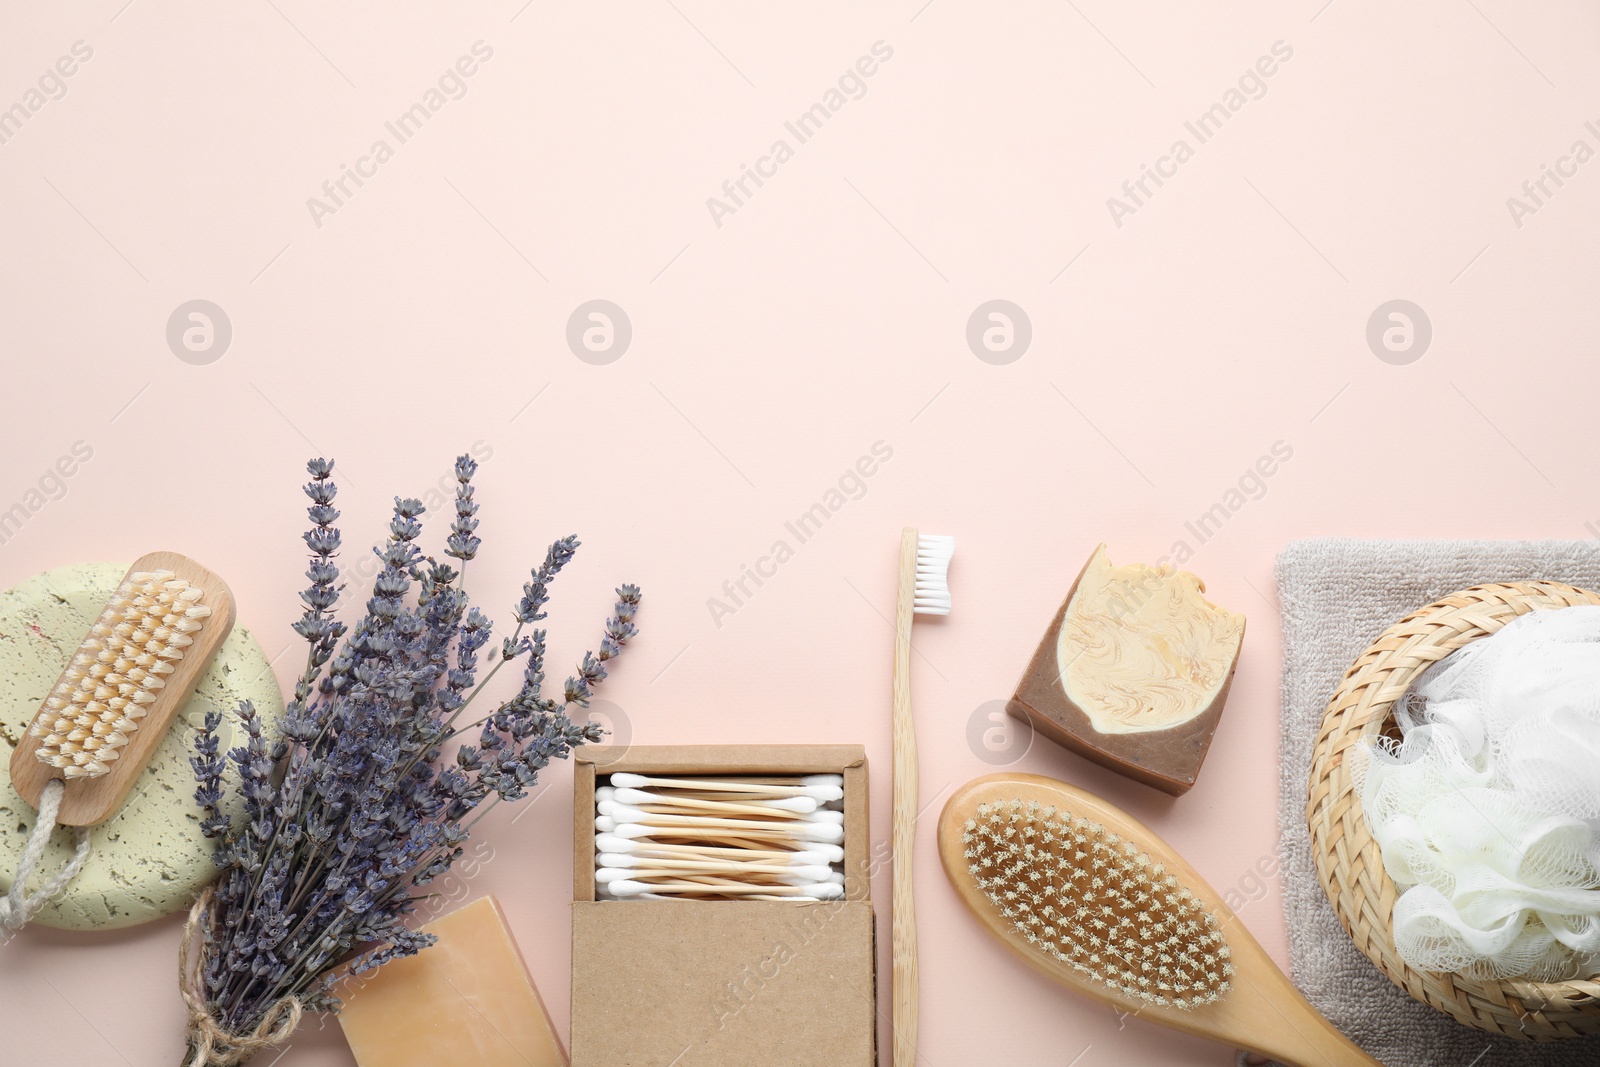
[892,528,919,1067]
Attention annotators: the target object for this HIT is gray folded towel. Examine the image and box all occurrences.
[1275,539,1600,1067]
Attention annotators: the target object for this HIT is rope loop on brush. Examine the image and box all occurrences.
[0,778,92,931]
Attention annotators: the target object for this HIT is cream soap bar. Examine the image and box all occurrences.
[339,895,567,1067]
[1008,544,1245,795]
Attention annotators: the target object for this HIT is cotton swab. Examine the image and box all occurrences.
[598,852,838,875]
[598,800,839,833]
[599,816,845,845]
[607,879,844,899]
[595,834,800,861]
[612,786,819,816]
[594,834,845,865]
[596,856,843,882]
[607,888,827,902]
[608,772,843,802]
[597,861,840,883]
[598,809,851,844]
[596,772,850,902]
[595,865,838,886]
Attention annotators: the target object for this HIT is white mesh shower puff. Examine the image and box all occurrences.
[1353,604,1600,981]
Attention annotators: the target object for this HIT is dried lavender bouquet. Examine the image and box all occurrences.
[181,455,639,1066]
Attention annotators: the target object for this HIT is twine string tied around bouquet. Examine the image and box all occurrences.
[179,886,303,1067]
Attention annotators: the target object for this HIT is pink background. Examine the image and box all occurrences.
[4,2,1600,1064]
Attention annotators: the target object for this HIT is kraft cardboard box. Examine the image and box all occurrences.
[571,745,876,1067]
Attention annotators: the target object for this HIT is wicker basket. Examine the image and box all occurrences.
[1307,581,1600,1040]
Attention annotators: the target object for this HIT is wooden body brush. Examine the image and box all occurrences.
[11,552,234,825]
[2,552,232,930]
[939,773,1380,1067]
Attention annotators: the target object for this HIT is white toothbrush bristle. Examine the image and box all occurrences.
[914,533,954,616]
[29,570,210,780]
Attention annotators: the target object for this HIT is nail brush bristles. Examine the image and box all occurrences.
[962,799,1232,1009]
[30,570,211,779]
[596,773,847,901]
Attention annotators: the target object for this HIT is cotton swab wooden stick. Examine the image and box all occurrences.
[599,857,831,874]
[599,850,829,869]
[598,855,844,877]
[601,821,845,847]
[599,884,830,902]
[598,856,839,879]
[609,772,844,801]
[619,801,810,822]
[608,879,844,899]
[596,771,850,902]
[603,805,844,829]
[620,772,844,788]
[597,803,846,839]
[595,835,845,864]
[597,866,838,886]
[598,802,841,830]
[614,806,815,825]
[705,834,826,852]
[597,831,822,856]
[611,787,819,816]
[640,792,843,812]
[600,820,844,845]
[598,880,834,901]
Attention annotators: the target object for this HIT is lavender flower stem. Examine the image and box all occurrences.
[235,644,325,918]
[440,619,526,723]
[190,455,638,1041]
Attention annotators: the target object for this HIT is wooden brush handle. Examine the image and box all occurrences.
[892,528,919,1067]
[1228,970,1384,1067]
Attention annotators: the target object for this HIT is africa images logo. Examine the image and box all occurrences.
[1105,41,1294,228]
[306,42,494,228]
[705,41,895,228]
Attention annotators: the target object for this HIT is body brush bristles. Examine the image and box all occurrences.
[962,799,1231,1008]
[30,570,213,779]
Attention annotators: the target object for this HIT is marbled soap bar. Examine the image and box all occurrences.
[1008,544,1245,795]
[339,895,567,1067]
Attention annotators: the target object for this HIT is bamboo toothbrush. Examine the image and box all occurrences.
[939,773,1381,1067]
[893,529,953,1067]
